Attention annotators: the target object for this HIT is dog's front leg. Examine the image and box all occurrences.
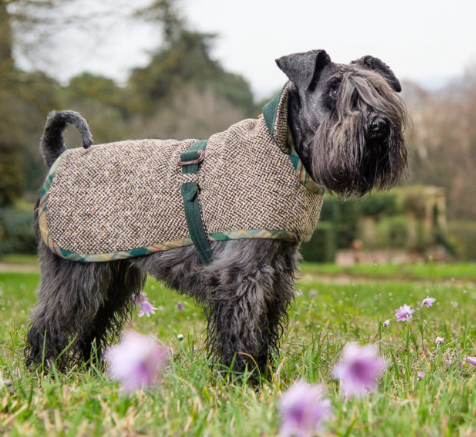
[204,265,274,374]
[201,240,298,376]
[135,239,299,376]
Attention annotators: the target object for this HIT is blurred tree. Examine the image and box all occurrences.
[0,0,74,202]
[60,72,131,144]
[127,29,256,117]
[134,0,183,46]
[0,0,21,206]
[403,70,476,220]
[0,0,12,62]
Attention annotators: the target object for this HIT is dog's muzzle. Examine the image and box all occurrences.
[367,116,389,140]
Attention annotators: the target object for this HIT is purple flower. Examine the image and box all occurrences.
[138,301,157,318]
[382,320,390,328]
[134,291,147,305]
[295,289,303,297]
[134,292,157,318]
[422,296,436,308]
[106,331,168,392]
[465,357,476,366]
[436,337,444,345]
[332,342,386,398]
[177,301,185,311]
[417,371,425,380]
[395,304,415,322]
[279,381,331,437]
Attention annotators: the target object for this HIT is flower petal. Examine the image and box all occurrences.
[106,331,168,392]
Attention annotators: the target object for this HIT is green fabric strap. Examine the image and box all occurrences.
[180,140,207,174]
[180,141,213,265]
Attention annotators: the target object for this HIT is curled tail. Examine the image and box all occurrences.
[40,110,93,167]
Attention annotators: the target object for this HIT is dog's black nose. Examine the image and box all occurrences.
[369,117,389,139]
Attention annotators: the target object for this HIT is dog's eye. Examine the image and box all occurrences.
[329,87,338,99]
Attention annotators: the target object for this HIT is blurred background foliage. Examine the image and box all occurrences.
[0,0,475,261]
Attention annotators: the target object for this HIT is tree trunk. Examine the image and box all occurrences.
[0,0,13,63]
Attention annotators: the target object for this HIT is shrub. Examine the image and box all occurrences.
[0,207,36,256]
[356,192,398,217]
[300,222,336,263]
[319,196,340,222]
[447,221,476,261]
[373,216,408,249]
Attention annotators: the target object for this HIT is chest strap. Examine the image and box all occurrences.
[179,140,213,265]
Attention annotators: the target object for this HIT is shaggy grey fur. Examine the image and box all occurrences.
[40,110,93,167]
[278,50,407,198]
[25,49,407,377]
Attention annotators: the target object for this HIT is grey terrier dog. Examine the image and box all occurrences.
[25,50,407,375]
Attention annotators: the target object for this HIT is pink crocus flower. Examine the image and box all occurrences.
[134,292,157,318]
[332,342,386,398]
[422,296,436,308]
[382,320,390,328]
[436,337,444,345]
[465,357,476,366]
[417,371,425,380]
[106,331,168,392]
[177,301,185,311]
[395,304,415,322]
[279,380,331,437]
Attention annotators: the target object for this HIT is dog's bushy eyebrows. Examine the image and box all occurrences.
[343,68,406,114]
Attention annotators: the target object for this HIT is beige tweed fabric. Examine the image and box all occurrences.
[41,84,324,257]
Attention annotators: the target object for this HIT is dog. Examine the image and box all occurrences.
[25,49,407,376]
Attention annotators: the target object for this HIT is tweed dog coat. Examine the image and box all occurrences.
[39,83,324,263]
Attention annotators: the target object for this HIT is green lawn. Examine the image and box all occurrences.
[302,261,476,281]
[0,254,38,265]
[1,262,476,436]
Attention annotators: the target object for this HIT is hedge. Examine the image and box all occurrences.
[0,207,36,256]
[448,221,476,261]
[300,222,336,263]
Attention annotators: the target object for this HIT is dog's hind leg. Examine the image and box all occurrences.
[25,237,122,369]
[76,261,146,363]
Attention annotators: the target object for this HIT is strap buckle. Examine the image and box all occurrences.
[178,150,205,167]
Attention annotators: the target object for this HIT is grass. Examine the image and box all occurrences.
[302,261,476,281]
[0,261,476,436]
[0,254,38,265]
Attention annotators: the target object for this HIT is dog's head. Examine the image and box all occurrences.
[277,50,407,197]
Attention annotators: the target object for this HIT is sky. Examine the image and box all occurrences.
[18,0,476,99]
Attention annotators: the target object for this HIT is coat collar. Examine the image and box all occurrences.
[262,83,324,195]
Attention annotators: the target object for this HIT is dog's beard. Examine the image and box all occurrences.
[311,71,407,198]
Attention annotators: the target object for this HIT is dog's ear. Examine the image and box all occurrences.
[351,56,402,92]
[276,50,331,91]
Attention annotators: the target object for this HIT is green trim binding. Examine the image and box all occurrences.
[39,229,311,263]
[179,140,213,265]
[262,82,289,141]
